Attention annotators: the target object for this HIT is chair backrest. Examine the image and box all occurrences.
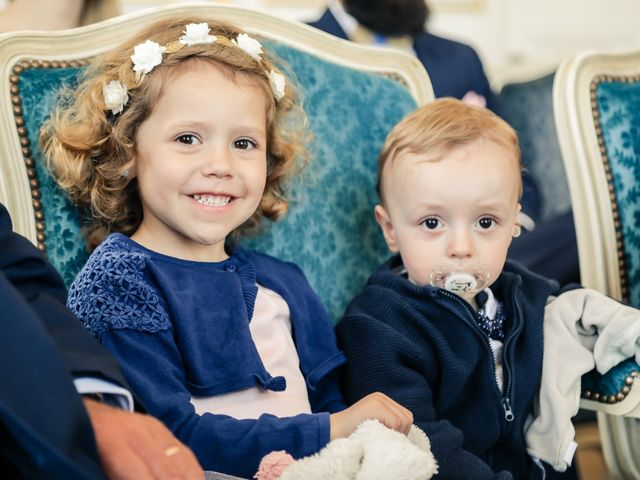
[554,49,640,478]
[500,72,571,222]
[0,3,432,322]
[554,49,640,306]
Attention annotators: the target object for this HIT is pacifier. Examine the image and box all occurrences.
[430,263,490,297]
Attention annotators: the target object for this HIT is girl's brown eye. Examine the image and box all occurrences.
[176,134,200,145]
[234,138,256,150]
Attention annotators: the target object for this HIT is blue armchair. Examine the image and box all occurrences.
[554,48,640,478]
[0,3,432,323]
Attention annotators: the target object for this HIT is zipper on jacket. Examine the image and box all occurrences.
[438,289,516,425]
[502,397,514,421]
[498,277,524,430]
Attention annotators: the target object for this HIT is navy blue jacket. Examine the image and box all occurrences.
[308,8,497,112]
[0,203,128,479]
[336,256,560,479]
[68,233,346,478]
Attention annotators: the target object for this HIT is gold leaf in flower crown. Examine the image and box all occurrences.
[164,41,186,54]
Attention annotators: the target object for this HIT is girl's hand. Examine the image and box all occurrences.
[329,392,413,439]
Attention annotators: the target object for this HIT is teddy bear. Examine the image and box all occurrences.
[254,419,438,480]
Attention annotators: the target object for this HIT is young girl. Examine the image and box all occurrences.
[42,17,412,478]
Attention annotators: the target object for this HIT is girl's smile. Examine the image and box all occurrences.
[191,193,233,207]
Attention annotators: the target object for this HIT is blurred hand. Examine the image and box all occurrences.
[83,399,204,480]
[329,392,413,440]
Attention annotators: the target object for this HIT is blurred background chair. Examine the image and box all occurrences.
[0,2,432,323]
[500,72,571,223]
[554,48,640,479]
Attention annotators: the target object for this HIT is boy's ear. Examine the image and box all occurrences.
[374,205,399,253]
[512,203,523,239]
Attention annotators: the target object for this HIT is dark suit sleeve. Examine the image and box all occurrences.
[0,203,113,477]
[0,203,127,386]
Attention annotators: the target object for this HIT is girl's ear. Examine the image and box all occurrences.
[127,156,137,180]
[374,204,399,253]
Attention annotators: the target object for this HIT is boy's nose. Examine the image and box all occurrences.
[447,228,474,259]
[202,147,233,178]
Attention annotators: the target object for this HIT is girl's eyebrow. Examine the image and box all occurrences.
[167,120,209,130]
[166,121,266,137]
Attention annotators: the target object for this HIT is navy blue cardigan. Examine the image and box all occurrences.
[336,256,560,479]
[68,234,346,478]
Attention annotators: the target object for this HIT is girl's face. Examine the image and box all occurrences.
[130,61,268,262]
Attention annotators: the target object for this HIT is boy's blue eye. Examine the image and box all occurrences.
[478,217,494,229]
[422,218,440,230]
[176,134,200,145]
[234,138,257,150]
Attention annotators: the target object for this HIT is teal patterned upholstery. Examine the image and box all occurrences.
[593,80,640,308]
[16,42,417,322]
[575,79,640,405]
[19,67,88,287]
[244,43,417,321]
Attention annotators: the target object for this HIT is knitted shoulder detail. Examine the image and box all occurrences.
[67,237,170,337]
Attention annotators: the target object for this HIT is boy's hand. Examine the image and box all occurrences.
[329,392,413,439]
[83,399,204,480]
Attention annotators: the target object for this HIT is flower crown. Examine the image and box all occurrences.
[103,23,287,115]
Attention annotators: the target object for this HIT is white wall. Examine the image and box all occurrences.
[3,0,639,88]
[427,0,640,87]
[117,0,640,88]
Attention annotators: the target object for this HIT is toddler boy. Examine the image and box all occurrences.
[337,98,566,479]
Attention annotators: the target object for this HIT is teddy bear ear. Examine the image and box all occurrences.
[407,425,431,452]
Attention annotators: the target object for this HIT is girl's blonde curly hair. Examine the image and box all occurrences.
[42,16,309,251]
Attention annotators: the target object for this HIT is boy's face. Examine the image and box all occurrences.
[375,138,521,289]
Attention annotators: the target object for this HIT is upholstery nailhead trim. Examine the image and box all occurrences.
[582,370,639,404]
[590,75,630,302]
[585,75,639,405]
[9,58,89,253]
[382,72,408,88]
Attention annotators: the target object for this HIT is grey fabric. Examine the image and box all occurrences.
[205,471,247,480]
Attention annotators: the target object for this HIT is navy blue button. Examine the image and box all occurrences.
[224,263,236,272]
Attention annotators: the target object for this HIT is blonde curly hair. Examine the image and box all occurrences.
[42,16,309,251]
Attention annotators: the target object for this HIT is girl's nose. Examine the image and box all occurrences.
[202,147,233,178]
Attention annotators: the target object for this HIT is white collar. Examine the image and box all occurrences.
[480,287,499,318]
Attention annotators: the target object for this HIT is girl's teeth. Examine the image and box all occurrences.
[193,194,231,206]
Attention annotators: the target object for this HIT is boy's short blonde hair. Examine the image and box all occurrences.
[377,98,522,203]
[42,16,308,251]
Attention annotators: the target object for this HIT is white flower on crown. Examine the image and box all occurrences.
[268,70,286,101]
[179,23,216,46]
[232,33,263,62]
[103,80,129,115]
[131,40,165,75]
